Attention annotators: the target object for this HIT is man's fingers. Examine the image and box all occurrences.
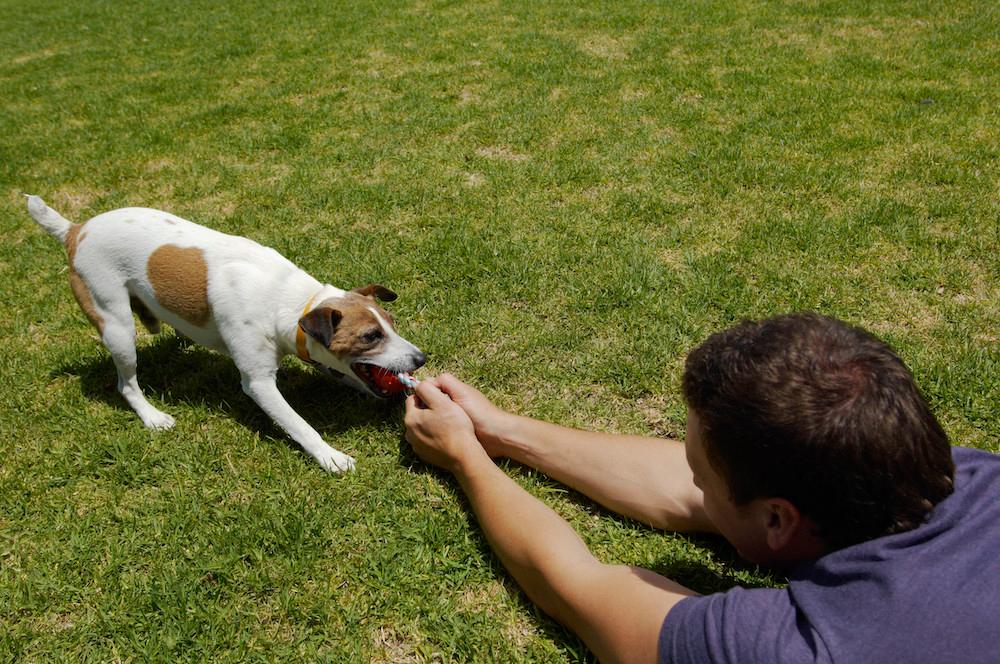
[414,380,450,408]
[404,394,418,415]
[436,373,481,402]
[436,372,458,386]
[435,373,462,396]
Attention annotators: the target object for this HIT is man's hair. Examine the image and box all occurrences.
[682,312,954,551]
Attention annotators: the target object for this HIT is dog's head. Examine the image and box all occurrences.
[298,284,426,398]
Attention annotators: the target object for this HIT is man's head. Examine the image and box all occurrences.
[682,312,954,561]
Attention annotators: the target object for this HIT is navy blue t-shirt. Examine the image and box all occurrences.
[660,446,1000,663]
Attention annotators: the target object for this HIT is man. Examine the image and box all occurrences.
[403,313,1000,663]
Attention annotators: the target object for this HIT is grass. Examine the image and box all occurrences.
[1,0,998,660]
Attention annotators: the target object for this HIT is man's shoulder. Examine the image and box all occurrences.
[951,444,1000,469]
[780,443,1000,663]
[948,445,1000,512]
[952,444,998,461]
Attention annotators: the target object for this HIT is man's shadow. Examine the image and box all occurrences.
[52,332,404,446]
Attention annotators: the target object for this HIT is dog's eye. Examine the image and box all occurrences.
[363,329,384,344]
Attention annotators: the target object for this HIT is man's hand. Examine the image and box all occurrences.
[430,373,512,457]
[404,378,491,474]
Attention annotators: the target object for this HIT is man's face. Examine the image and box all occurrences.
[685,409,775,565]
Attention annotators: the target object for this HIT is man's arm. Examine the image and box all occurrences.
[404,382,698,664]
[432,374,715,533]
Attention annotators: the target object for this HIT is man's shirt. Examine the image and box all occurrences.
[660,446,1000,663]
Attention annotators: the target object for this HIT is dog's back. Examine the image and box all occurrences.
[27,197,296,351]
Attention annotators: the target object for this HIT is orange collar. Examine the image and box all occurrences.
[295,291,320,362]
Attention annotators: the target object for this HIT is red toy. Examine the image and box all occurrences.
[369,366,419,394]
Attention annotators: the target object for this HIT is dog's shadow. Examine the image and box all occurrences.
[52,332,403,445]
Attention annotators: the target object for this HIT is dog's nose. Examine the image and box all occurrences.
[412,351,427,369]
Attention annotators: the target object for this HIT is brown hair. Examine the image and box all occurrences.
[682,312,954,550]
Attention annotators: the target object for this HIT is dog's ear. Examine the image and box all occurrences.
[299,307,342,348]
[352,284,397,302]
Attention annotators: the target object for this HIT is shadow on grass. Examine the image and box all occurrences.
[51,332,406,453]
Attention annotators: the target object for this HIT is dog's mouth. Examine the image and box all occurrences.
[352,362,411,398]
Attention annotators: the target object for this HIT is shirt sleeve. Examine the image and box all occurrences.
[659,587,826,664]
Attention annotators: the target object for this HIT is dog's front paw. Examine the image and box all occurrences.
[141,409,176,431]
[315,448,356,474]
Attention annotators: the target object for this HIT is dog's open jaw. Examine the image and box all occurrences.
[351,362,410,397]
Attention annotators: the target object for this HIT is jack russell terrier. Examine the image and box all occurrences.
[27,195,426,473]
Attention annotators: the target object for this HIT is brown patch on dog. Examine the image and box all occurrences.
[65,224,83,262]
[147,244,211,326]
[69,271,104,334]
[64,223,105,334]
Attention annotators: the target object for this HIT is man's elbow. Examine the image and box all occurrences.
[650,490,714,534]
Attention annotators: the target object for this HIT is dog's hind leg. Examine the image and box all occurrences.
[103,313,175,430]
[129,295,161,334]
[85,280,175,430]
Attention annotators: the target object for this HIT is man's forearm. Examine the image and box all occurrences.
[495,415,715,533]
[453,452,605,622]
[452,450,697,664]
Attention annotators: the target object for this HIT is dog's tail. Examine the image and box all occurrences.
[25,195,75,244]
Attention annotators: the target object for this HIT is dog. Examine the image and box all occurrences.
[27,195,426,473]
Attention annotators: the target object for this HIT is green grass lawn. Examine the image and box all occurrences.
[1,0,998,660]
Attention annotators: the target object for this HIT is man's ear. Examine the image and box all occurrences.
[762,498,804,552]
[352,284,397,302]
[299,307,342,348]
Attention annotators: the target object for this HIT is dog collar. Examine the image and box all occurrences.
[296,291,321,362]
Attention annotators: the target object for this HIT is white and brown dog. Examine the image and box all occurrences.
[27,196,425,473]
